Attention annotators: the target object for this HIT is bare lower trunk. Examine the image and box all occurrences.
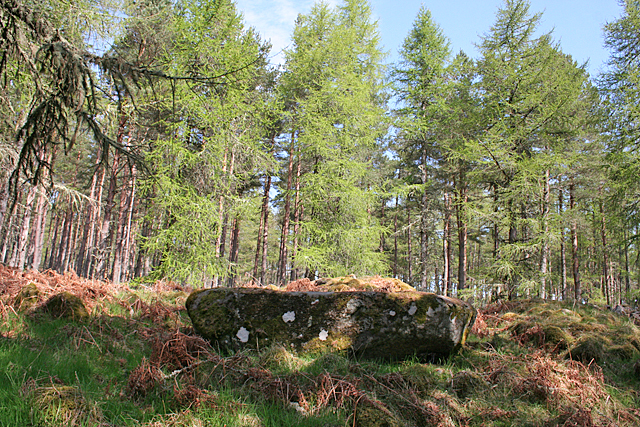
[406,204,413,284]
[227,217,240,287]
[456,183,468,292]
[393,196,398,278]
[443,191,452,296]
[559,189,567,300]
[420,148,429,290]
[540,169,550,299]
[253,174,271,285]
[600,199,610,306]
[277,132,295,285]
[14,185,37,269]
[290,154,302,282]
[95,151,120,279]
[30,187,49,270]
[570,182,580,301]
[112,164,137,284]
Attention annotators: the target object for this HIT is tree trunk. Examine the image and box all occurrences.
[420,148,429,290]
[277,132,295,285]
[570,182,581,302]
[456,164,468,295]
[624,227,630,300]
[260,175,272,286]
[290,152,303,282]
[599,199,610,306]
[94,150,120,279]
[111,164,136,284]
[14,185,37,269]
[253,176,267,284]
[30,186,49,270]
[393,195,398,278]
[76,157,103,276]
[559,188,567,300]
[540,168,550,299]
[443,191,452,296]
[406,203,413,285]
[227,216,240,287]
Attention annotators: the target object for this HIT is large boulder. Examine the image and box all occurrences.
[186,286,476,361]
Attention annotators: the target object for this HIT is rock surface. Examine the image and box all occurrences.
[186,286,476,361]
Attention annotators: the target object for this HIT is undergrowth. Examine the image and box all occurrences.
[1,266,639,426]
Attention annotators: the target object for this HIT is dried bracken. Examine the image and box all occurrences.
[151,330,215,371]
[126,357,164,399]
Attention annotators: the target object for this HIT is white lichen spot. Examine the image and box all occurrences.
[236,327,249,343]
[408,303,418,316]
[311,299,319,305]
[319,329,329,341]
[346,298,361,314]
[389,310,396,317]
[282,311,296,323]
[307,316,313,327]
[427,307,435,317]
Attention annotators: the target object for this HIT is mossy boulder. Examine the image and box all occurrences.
[13,282,40,312]
[186,287,476,361]
[43,292,90,320]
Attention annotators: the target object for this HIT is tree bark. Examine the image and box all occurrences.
[570,181,581,302]
[558,188,567,300]
[227,216,240,287]
[420,148,429,290]
[540,168,550,299]
[456,180,468,292]
[599,199,610,306]
[94,150,120,279]
[290,151,303,282]
[111,163,136,284]
[277,132,295,285]
[393,195,399,278]
[443,191,452,296]
[14,185,37,269]
[30,186,49,270]
[406,203,413,285]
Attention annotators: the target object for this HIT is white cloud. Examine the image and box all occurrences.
[235,0,343,64]
[236,0,315,64]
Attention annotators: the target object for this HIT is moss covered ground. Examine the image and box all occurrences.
[1,267,639,426]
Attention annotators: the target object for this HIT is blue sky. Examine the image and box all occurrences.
[234,0,623,77]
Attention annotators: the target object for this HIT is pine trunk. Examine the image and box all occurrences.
[600,200,610,306]
[14,185,37,269]
[420,148,429,290]
[570,182,581,301]
[30,187,49,270]
[253,174,271,285]
[94,151,120,279]
[277,132,295,285]
[227,217,240,287]
[559,189,567,300]
[443,191,452,296]
[456,182,468,292]
[290,153,302,282]
[393,196,398,278]
[406,204,413,284]
[540,169,550,299]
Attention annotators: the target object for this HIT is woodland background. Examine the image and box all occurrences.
[1,0,640,306]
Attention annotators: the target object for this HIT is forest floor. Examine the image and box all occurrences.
[1,265,640,427]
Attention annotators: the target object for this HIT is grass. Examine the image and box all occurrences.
[1,270,640,426]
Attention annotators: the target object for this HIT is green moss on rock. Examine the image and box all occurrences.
[186,287,476,361]
[14,282,40,312]
[43,292,89,320]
